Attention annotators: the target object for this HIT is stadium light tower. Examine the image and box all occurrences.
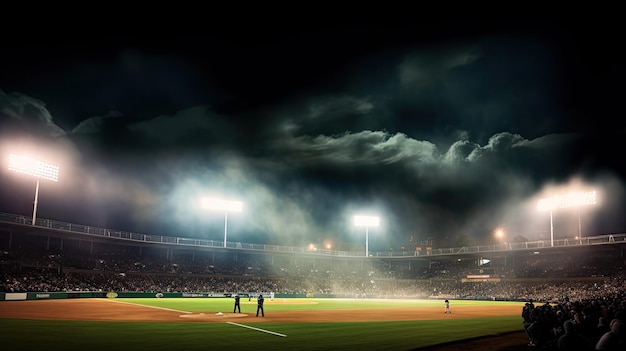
[354,215,380,257]
[201,197,243,247]
[8,154,60,226]
[537,191,597,247]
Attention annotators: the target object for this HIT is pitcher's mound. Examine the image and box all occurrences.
[180,312,249,319]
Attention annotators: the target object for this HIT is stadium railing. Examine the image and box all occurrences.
[1,211,624,258]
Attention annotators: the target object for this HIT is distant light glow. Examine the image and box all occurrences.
[354,215,380,227]
[537,191,597,212]
[8,154,59,181]
[201,197,243,212]
[495,228,504,238]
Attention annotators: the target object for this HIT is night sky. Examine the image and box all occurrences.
[1,20,625,252]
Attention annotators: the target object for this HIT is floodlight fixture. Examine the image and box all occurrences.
[537,191,597,246]
[201,197,243,247]
[9,154,59,182]
[537,191,597,212]
[354,215,380,257]
[8,154,60,226]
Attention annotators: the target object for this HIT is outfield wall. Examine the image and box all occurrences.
[1,291,107,301]
[0,291,324,301]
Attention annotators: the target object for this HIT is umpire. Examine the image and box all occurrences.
[256,294,265,317]
[233,294,241,313]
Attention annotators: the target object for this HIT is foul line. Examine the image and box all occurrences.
[227,322,287,337]
[105,298,191,314]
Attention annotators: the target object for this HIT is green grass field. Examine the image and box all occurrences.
[0,298,524,351]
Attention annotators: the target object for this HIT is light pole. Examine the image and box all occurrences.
[537,191,597,247]
[354,215,380,257]
[201,197,243,247]
[8,154,59,226]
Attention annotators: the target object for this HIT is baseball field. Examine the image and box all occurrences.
[0,297,525,350]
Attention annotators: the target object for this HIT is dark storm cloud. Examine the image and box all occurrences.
[384,35,567,145]
[0,90,65,137]
[276,131,438,167]
[1,46,217,131]
[72,111,125,135]
[126,107,221,143]
[397,44,482,88]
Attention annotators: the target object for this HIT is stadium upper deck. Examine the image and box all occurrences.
[1,211,625,261]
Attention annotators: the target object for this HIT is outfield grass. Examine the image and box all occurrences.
[0,299,524,351]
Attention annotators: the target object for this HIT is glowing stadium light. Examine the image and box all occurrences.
[8,154,60,226]
[495,228,505,240]
[354,215,380,257]
[537,191,597,247]
[8,154,59,181]
[537,191,597,212]
[201,197,243,248]
[494,228,505,246]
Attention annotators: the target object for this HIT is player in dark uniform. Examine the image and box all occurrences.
[233,294,241,313]
[256,294,265,317]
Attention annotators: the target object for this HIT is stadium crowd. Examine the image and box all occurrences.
[1,239,625,298]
